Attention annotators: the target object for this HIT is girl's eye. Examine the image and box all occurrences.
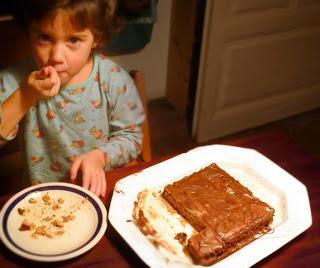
[38,34,51,43]
[69,37,80,45]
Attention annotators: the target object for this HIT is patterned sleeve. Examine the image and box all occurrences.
[0,71,20,147]
[95,67,145,170]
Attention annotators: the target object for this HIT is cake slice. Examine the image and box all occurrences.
[133,189,196,263]
[133,163,274,266]
[162,163,274,265]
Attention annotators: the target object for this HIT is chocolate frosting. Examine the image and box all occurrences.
[162,163,274,266]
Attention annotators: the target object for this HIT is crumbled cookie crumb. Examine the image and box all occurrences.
[62,214,75,223]
[19,219,35,231]
[42,194,51,204]
[17,193,84,239]
[18,208,26,216]
[28,198,37,204]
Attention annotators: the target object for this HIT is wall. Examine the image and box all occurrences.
[110,0,172,100]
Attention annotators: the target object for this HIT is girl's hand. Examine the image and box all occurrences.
[22,66,61,105]
[69,149,107,198]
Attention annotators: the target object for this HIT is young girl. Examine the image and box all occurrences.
[0,0,146,198]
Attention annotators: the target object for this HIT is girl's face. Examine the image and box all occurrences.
[29,10,97,86]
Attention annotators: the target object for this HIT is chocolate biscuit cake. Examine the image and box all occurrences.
[133,163,274,266]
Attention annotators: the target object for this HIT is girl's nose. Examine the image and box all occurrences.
[49,43,65,64]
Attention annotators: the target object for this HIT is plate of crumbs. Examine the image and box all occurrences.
[109,145,312,267]
[0,182,107,262]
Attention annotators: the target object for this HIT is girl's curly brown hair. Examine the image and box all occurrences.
[12,0,125,47]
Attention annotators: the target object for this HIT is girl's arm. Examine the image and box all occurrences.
[97,71,145,169]
[0,66,60,139]
[0,87,35,138]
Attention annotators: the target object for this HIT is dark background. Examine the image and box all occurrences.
[0,2,12,16]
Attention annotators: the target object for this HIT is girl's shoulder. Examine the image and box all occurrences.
[95,53,131,81]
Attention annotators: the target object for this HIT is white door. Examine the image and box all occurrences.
[192,0,320,142]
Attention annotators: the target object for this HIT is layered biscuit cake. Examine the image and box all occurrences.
[133,163,274,266]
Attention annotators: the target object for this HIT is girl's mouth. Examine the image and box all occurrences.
[56,70,67,75]
[53,66,68,73]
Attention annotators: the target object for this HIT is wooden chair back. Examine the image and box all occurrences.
[129,70,152,163]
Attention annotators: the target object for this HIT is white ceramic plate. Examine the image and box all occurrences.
[109,145,312,268]
[0,182,107,262]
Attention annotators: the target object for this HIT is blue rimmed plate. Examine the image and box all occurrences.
[0,182,107,262]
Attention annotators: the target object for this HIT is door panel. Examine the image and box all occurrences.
[192,0,320,142]
[232,0,289,12]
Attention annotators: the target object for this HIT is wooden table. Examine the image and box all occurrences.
[0,130,319,267]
